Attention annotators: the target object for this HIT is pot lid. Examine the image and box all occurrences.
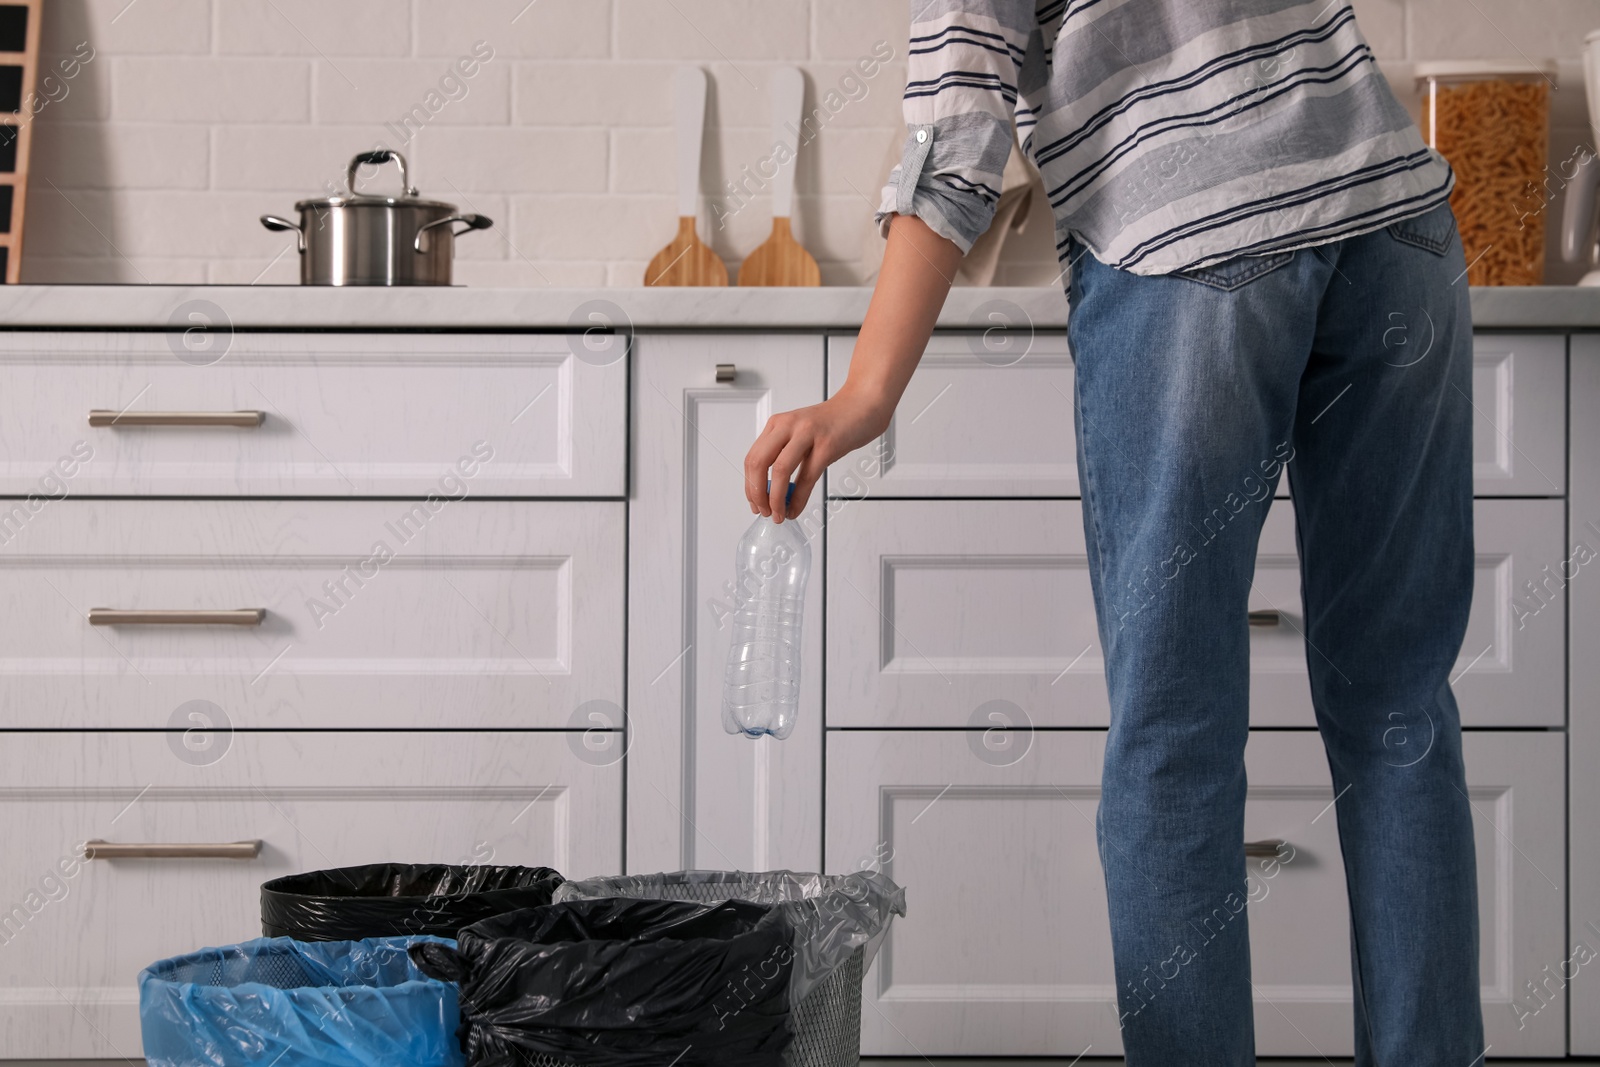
[290,150,457,212]
[291,193,461,212]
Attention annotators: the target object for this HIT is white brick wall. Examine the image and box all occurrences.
[20,0,1600,287]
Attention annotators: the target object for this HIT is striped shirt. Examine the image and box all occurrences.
[876,0,1453,275]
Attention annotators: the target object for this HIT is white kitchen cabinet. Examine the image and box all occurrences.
[626,334,824,874]
[1250,497,1568,728]
[0,730,621,1059]
[826,499,1104,727]
[828,498,1564,728]
[0,332,627,497]
[1470,334,1566,497]
[826,331,1563,501]
[1569,335,1600,1055]
[826,729,1565,1058]
[826,334,1080,498]
[0,500,624,729]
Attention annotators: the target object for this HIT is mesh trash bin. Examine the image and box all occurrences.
[261,862,563,941]
[554,869,905,1067]
[138,935,463,1067]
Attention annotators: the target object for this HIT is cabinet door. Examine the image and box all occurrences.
[1570,335,1600,1054]
[826,499,1105,727]
[0,332,627,497]
[0,731,621,1059]
[0,500,624,728]
[628,334,824,874]
[828,499,1564,729]
[1470,334,1565,496]
[826,729,1564,1057]
[1251,498,1567,728]
[826,334,1079,498]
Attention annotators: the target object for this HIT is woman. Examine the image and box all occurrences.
[742,2,1481,1064]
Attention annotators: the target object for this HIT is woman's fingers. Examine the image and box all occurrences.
[744,416,791,515]
[766,428,813,521]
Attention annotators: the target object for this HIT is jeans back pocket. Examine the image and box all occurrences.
[1387,200,1458,256]
[1172,250,1294,292]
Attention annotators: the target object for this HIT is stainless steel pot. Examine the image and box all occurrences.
[260,150,492,286]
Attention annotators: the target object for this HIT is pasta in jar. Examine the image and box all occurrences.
[1417,63,1555,286]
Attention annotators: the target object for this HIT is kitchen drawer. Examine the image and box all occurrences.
[826,332,1563,500]
[0,499,624,728]
[1471,333,1565,496]
[827,499,1564,728]
[0,332,626,497]
[0,730,622,1059]
[826,729,1565,1058]
[826,333,1079,498]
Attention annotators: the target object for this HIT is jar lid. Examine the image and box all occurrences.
[1413,59,1558,83]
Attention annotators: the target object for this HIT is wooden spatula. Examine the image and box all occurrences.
[739,66,820,287]
[645,66,728,286]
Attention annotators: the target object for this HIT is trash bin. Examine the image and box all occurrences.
[554,869,906,1067]
[411,896,796,1067]
[261,862,563,941]
[139,935,463,1067]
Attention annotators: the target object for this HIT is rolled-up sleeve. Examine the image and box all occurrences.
[876,0,1032,253]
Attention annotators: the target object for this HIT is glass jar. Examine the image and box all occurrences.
[1415,61,1557,286]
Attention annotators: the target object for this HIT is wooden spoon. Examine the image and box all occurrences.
[645,66,728,286]
[739,66,820,287]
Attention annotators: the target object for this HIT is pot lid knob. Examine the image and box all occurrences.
[347,149,417,198]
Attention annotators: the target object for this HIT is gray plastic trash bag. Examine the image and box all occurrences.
[554,869,906,1006]
[138,935,463,1067]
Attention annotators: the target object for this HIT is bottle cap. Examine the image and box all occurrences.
[765,479,797,505]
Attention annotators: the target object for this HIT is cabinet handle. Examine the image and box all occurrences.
[1244,838,1287,858]
[89,410,264,428]
[715,363,736,383]
[88,608,266,627]
[1247,609,1280,628]
[83,839,262,860]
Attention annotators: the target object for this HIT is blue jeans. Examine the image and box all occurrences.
[1066,201,1482,1066]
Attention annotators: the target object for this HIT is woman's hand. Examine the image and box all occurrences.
[740,213,965,522]
[743,386,893,521]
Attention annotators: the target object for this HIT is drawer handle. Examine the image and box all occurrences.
[83,839,262,860]
[88,608,266,627]
[89,410,265,428]
[1244,838,1287,858]
[1248,609,1281,628]
[715,363,737,383]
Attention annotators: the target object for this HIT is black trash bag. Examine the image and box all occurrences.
[261,863,564,941]
[411,897,795,1067]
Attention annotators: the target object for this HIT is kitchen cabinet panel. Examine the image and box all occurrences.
[1251,497,1568,728]
[0,730,621,1059]
[826,333,1080,498]
[828,499,1564,728]
[1470,333,1566,496]
[826,499,1105,727]
[827,331,1562,501]
[627,333,823,875]
[1569,334,1600,1055]
[0,332,627,497]
[826,729,1565,1058]
[0,500,624,729]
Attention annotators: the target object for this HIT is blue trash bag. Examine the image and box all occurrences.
[138,935,464,1067]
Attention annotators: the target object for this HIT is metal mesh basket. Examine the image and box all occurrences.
[566,876,865,1067]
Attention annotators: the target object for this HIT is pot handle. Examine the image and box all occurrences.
[347,149,417,198]
[413,213,493,254]
[260,215,305,253]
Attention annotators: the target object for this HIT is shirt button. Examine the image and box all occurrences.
[916,128,928,143]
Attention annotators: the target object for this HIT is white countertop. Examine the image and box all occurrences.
[0,284,1595,331]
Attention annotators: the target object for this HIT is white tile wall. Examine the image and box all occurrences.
[19,0,1600,287]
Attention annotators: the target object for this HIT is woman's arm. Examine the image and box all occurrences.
[743,212,965,521]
